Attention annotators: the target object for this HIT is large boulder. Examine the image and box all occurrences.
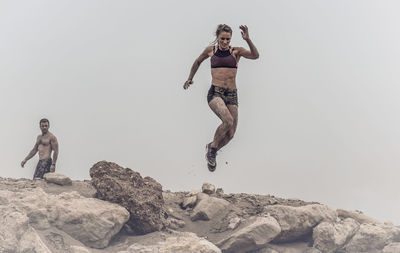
[90,161,164,234]
[43,172,72,186]
[264,204,337,243]
[119,231,221,253]
[342,223,400,252]
[0,206,51,253]
[0,188,129,249]
[190,195,231,221]
[312,218,359,252]
[217,215,281,253]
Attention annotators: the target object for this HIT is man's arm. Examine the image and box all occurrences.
[183,46,212,89]
[50,136,59,172]
[21,137,39,167]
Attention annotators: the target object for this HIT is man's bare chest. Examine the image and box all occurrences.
[39,137,51,147]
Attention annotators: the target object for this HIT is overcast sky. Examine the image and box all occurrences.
[1,0,400,224]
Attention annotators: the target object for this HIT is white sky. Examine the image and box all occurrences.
[1,0,400,224]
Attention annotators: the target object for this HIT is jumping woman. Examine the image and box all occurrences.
[183,24,259,172]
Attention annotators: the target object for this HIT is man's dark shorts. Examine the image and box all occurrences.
[207,85,238,106]
[33,158,52,179]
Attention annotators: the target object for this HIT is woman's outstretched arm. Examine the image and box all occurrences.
[183,46,212,89]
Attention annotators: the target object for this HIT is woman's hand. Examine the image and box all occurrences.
[240,25,250,41]
[183,79,193,90]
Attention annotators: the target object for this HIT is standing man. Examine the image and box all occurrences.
[21,118,59,179]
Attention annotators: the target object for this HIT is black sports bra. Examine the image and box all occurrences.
[210,46,238,68]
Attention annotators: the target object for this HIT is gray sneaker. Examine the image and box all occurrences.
[206,143,217,172]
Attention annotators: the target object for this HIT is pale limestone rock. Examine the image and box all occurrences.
[0,188,129,249]
[121,231,221,253]
[197,192,210,202]
[44,172,72,186]
[343,223,400,252]
[312,218,359,252]
[70,245,92,253]
[216,188,224,196]
[337,209,381,224]
[264,204,337,243]
[52,191,130,248]
[383,242,400,253]
[191,196,231,221]
[217,216,281,253]
[228,216,241,230]
[19,227,52,253]
[202,183,216,195]
[186,189,201,197]
[165,217,185,229]
[182,195,197,209]
[0,207,51,253]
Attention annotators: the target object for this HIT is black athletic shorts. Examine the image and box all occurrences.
[33,158,52,179]
[207,85,238,106]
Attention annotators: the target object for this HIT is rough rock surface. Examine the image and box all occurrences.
[118,231,221,253]
[217,215,281,253]
[383,242,400,253]
[0,187,129,249]
[264,204,337,243]
[342,223,400,252]
[90,161,164,235]
[337,209,381,224]
[43,172,73,186]
[202,183,216,195]
[191,196,231,221]
[1,175,399,253]
[312,218,359,252]
[0,207,52,253]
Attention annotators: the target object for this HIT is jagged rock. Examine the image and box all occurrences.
[202,183,216,195]
[191,196,231,221]
[182,195,197,209]
[253,242,320,253]
[216,188,224,196]
[119,231,221,253]
[90,161,164,235]
[383,242,400,253]
[197,192,210,202]
[337,209,381,224]
[43,172,72,186]
[264,204,337,243]
[304,248,322,253]
[342,223,400,252]
[165,217,186,229]
[253,242,324,253]
[70,245,91,253]
[312,218,359,252]
[186,189,201,197]
[0,207,52,253]
[217,215,281,253]
[228,216,241,230]
[0,188,129,249]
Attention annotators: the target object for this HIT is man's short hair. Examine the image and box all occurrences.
[39,118,49,125]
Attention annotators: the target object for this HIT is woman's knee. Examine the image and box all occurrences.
[223,117,234,129]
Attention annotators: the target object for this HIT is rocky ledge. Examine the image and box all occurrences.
[0,161,399,253]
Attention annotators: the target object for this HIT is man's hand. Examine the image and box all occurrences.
[183,80,193,90]
[50,164,55,172]
[21,160,26,168]
[240,25,250,41]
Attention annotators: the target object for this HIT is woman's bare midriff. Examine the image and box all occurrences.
[211,68,237,89]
